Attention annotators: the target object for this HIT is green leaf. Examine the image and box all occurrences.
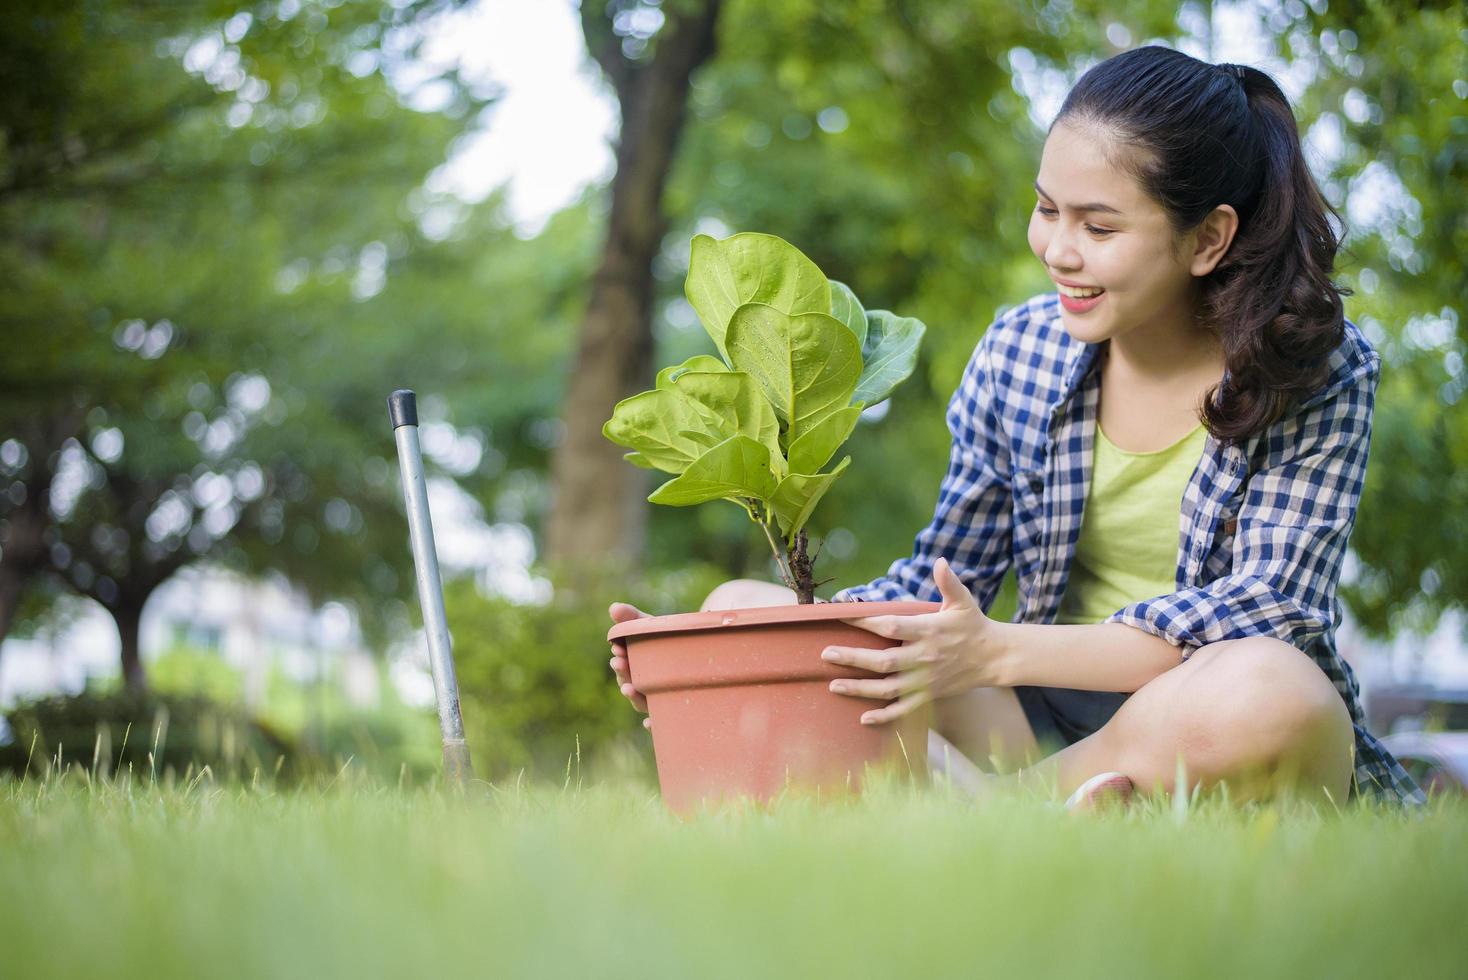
[671,371,784,476]
[624,452,658,469]
[828,280,868,350]
[602,389,726,474]
[605,369,788,477]
[656,354,728,389]
[648,436,779,507]
[724,303,862,445]
[853,310,926,407]
[685,232,831,362]
[770,456,852,540]
[786,404,863,474]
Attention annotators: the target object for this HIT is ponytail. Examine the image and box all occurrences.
[1199,65,1349,437]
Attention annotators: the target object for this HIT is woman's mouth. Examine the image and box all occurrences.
[1058,286,1106,313]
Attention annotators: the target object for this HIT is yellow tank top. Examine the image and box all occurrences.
[1054,417,1209,625]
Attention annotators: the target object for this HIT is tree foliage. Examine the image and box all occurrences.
[2,0,1462,695]
[0,0,497,682]
[1286,0,1468,638]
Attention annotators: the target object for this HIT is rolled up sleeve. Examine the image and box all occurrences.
[830,326,1014,612]
[1103,351,1381,658]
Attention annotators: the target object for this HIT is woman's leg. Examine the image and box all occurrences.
[931,686,1043,774]
[699,578,800,611]
[1009,636,1356,803]
[926,687,1043,795]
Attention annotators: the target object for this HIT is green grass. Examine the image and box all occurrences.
[1,769,1464,979]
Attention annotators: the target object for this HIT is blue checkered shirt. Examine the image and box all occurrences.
[832,292,1425,806]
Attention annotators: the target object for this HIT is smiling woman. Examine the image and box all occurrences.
[610,44,1424,810]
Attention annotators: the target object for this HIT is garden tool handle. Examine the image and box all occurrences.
[389,388,475,786]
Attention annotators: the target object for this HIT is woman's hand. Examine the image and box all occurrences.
[608,602,653,730]
[826,557,1007,725]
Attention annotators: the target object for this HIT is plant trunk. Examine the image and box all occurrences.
[788,531,816,604]
[545,0,724,585]
[109,602,147,693]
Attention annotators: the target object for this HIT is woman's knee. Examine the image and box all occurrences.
[699,578,798,611]
[1191,638,1351,744]
[1215,639,1354,793]
[1111,636,1353,797]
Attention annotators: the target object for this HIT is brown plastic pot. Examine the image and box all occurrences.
[608,600,941,814]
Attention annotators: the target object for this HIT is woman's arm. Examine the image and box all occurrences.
[990,621,1182,692]
[826,557,1180,719]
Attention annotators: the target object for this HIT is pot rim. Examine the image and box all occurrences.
[607,599,941,642]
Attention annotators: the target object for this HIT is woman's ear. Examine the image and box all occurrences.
[1189,204,1240,277]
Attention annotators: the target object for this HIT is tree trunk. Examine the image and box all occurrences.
[0,422,65,657]
[109,602,147,693]
[0,563,26,658]
[545,0,724,582]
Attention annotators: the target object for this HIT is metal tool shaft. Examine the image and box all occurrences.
[389,389,474,785]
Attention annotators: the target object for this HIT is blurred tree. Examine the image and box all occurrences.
[543,0,723,581]
[1289,0,1467,641]
[0,415,75,645]
[4,0,1461,705]
[0,0,489,685]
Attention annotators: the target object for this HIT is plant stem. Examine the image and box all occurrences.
[787,529,816,604]
[752,504,797,592]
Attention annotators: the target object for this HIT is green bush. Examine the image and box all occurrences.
[146,646,246,705]
[306,709,441,783]
[0,683,444,786]
[146,645,442,784]
[446,563,729,783]
[0,688,297,782]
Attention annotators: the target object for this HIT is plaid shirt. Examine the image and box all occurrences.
[833,292,1425,806]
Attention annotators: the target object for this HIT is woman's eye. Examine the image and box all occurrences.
[1035,205,1113,236]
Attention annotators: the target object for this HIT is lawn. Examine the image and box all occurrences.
[2,769,1464,979]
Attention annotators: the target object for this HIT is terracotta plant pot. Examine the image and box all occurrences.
[608,600,941,813]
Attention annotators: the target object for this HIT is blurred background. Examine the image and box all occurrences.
[1,0,1464,787]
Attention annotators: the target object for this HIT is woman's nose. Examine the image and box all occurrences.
[1045,224,1082,270]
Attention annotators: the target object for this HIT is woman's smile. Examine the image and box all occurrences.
[1058,289,1107,313]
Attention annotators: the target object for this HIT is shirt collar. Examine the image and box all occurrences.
[1040,308,1247,468]
[1046,323,1103,424]
[1043,309,1236,421]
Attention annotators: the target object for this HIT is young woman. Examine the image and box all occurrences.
[608,45,1425,807]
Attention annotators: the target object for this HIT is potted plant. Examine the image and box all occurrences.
[604,232,939,812]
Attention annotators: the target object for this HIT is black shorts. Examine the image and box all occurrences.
[1014,686,1130,753]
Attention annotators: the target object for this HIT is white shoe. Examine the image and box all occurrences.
[1065,771,1134,812]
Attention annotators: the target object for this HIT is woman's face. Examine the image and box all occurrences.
[1026,118,1207,348]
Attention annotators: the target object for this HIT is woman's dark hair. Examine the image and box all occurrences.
[1052,45,1352,444]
